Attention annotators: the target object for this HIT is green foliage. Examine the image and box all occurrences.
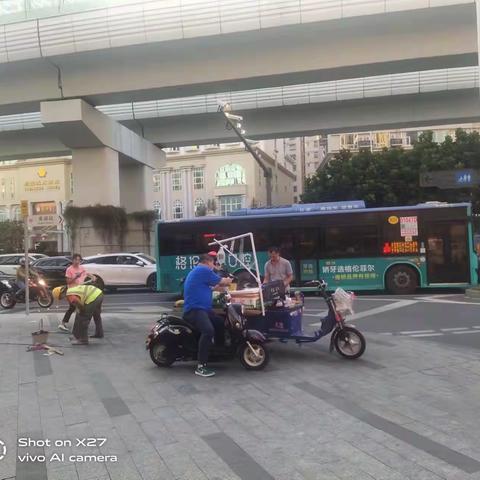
[63,205,128,248]
[302,129,480,212]
[207,199,217,213]
[0,220,24,253]
[195,204,207,217]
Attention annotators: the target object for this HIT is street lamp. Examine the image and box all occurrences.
[219,103,273,206]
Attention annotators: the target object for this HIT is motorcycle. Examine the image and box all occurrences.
[146,290,270,370]
[0,277,53,309]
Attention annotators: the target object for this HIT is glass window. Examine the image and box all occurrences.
[172,171,182,191]
[193,167,204,190]
[215,164,246,187]
[218,195,243,216]
[0,207,8,221]
[153,200,162,219]
[173,200,183,219]
[1,179,5,201]
[324,225,378,258]
[159,231,195,255]
[11,205,20,221]
[153,174,161,192]
[10,178,15,199]
[117,255,140,265]
[194,198,205,216]
[70,172,74,194]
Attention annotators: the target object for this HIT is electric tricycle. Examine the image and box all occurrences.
[208,233,366,360]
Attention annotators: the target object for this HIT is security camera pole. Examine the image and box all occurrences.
[219,103,273,206]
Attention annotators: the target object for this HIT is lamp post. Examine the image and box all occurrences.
[219,103,273,206]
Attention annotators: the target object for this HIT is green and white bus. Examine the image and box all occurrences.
[156,201,478,294]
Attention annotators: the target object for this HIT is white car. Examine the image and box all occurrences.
[83,253,157,291]
[0,253,48,276]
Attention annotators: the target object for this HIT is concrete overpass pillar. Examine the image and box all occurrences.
[40,99,165,212]
[119,162,154,213]
[72,147,120,206]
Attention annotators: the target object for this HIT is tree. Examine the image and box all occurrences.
[302,129,480,211]
[195,204,207,217]
[0,220,24,253]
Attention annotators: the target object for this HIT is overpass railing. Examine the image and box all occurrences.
[0,66,477,131]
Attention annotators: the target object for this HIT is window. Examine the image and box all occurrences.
[117,255,141,265]
[11,205,20,221]
[324,225,378,258]
[193,168,204,190]
[153,174,161,192]
[293,186,297,193]
[32,202,56,215]
[70,172,74,194]
[10,178,15,199]
[194,198,205,216]
[1,179,5,201]
[84,256,119,265]
[215,164,246,187]
[218,195,243,216]
[173,200,183,219]
[293,196,298,203]
[172,171,182,191]
[153,200,162,219]
[0,207,8,221]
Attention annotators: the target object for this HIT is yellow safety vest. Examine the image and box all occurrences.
[66,285,102,307]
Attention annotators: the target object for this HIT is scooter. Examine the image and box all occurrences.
[146,291,270,370]
[249,279,366,359]
[0,277,53,309]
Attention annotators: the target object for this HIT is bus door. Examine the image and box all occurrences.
[426,222,470,284]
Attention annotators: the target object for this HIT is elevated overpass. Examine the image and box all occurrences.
[0,67,477,156]
[0,0,475,115]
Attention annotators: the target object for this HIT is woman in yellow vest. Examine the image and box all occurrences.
[53,284,104,345]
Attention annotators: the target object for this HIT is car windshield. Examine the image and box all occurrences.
[137,254,156,264]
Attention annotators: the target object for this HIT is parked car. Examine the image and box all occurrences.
[83,253,157,291]
[31,256,72,288]
[0,253,48,276]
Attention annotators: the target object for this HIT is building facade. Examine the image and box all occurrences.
[0,157,72,253]
[155,143,296,221]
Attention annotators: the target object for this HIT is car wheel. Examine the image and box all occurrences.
[147,274,157,292]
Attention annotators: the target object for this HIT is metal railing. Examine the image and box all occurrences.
[0,66,477,132]
[0,0,472,62]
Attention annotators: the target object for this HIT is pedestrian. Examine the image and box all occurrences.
[263,246,294,288]
[58,253,87,333]
[53,284,104,345]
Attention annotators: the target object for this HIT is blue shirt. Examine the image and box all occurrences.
[183,265,221,313]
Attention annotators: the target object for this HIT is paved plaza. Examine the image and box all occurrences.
[1,294,480,480]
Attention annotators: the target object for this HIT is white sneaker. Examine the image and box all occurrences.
[58,324,69,333]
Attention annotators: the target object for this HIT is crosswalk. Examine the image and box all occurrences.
[381,326,480,338]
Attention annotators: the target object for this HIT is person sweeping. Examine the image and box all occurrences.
[53,284,104,345]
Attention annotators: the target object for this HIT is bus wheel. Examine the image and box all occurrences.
[386,265,418,295]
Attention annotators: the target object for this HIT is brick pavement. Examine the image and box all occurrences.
[0,308,480,480]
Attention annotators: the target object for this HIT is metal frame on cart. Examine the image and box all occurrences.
[208,232,265,316]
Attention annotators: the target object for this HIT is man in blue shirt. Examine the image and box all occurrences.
[183,253,232,377]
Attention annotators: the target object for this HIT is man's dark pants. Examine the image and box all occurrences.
[72,295,104,343]
[183,309,224,365]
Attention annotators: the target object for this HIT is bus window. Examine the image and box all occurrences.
[159,231,195,255]
[324,225,378,258]
[295,229,318,257]
[271,230,294,258]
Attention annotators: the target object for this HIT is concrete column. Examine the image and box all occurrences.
[183,167,193,219]
[119,162,154,213]
[164,171,172,220]
[72,147,120,206]
[160,171,168,220]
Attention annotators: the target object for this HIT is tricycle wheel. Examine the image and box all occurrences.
[239,341,269,370]
[149,340,175,367]
[334,326,366,359]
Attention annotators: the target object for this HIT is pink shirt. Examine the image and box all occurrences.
[65,264,87,286]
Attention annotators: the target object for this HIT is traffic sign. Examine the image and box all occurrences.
[20,200,28,218]
[420,169,480,189]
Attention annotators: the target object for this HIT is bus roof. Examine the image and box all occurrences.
[158,202,471,226]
